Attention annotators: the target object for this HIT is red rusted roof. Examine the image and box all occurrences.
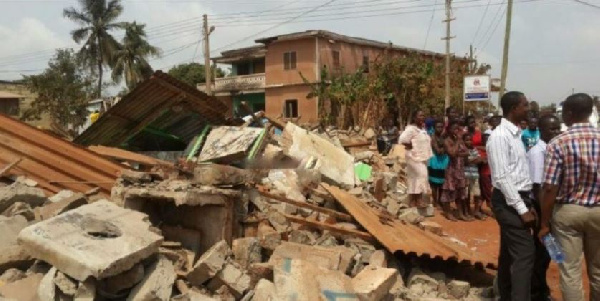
[0,114,124,196]
[323,183,496,269]
[74,71,232,150]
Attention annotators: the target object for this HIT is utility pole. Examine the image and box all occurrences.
[499,0,514,100]
[443,0,455,110]
[203,14,215,95]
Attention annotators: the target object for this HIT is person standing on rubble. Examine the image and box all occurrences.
[399,110,433,208]
[487,91,536,301]
[440,120,469,221]
[539,93,600,301]
[527,114,561,301]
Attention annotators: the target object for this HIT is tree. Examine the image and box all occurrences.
[22,49,95,138]
[111,22,160,90]
[168,63,225,87]
[64,0,126,97]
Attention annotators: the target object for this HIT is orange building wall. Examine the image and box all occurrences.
[317,37,386,74]
[264,38,317,86]
[265,85,317,124]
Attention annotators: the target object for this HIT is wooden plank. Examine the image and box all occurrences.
[263,115,287,130]
[282,214,375,242]
[256,187,353,222]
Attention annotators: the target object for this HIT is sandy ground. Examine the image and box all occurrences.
[429,210,590,300]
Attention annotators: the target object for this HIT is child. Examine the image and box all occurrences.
[428,119,449,207]
[475,133,494,218]
[463,133,483,220]
[441,121,469,221]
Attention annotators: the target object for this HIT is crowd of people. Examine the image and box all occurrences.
[395,91,599,301]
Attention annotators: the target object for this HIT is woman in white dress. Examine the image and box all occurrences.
[399,110,433,207]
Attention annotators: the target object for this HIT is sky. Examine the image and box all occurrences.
[0,0,599,106]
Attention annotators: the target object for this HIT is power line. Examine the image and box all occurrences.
[477,4,506,54]
[571,0,600,9]
[475,0,505,53]
[471,0,492,44]
[210,0,340,54]
[423,0,438,49]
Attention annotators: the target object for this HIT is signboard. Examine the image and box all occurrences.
[464,75,491,102]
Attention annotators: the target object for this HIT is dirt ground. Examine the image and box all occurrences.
[429,211,591,300]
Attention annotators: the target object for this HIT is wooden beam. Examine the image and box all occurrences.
[263,115,287,130]
[256,187,353,222]
[282,214,375,242]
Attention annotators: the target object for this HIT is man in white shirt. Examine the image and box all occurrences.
[487,91,536,301]
[527,115,561,301]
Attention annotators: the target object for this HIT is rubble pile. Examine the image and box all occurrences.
[0,119,495,301]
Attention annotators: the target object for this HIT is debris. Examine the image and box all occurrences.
[0,272,44,301]
[252,279,276,301]
[363,128,376,140]
[120,169,152,184]
[35,192,87,221]
[419,221,443,236]
[99,263,145,296]
[0,215,32,272]
[74,279,96,301]
[232,237,263,269]
[398,208,425,224]
[288,230,317,246]
[187,240,230,287]
[18,201,163,281]
[161,225,203,257]
[0,183,46,213]
[280,123,356,188]
[37,268,57,301]
[368,250,388,268]
[351,266,399,301]
[247,263,273,287]
[1,202,35,221]
[407,269,439,294]
[54,271,78,296]
[198,126,264,163]
[0,268,26,284]
[447,280,471,299]
[269,242,356,273]
[127,256,176,301]
[206,263,251,298]
[193,164,256,186]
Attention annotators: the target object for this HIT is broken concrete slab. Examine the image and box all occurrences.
[74,279,96,301]
[186,240,230,287]
[127,256,176,301]
[266,210,289,233]
[273,259,357,301]
[398,208,425,224]
[54,271,78,296]
[0,183,47,213]
[18,200,163,281]
[193,164,257,186]
[269,242,356,274]
[447,280,470,299]
[161,225,202,257]
[407,269,439,293]
[368,250,388,268]
[288,230,317,246]
[280,123,356,188]
[48,190,75,203]
[0,215,28,249]
[232,237,262,269]
[0,272,44,301]
[37,268,57,301]
[198,126,263,163]
[35,193,87,221]
[207,263,251,298]
[419,221,443,236]
[0,268,25,285]
[252,279,276,301]
[0,246,33,273]
[351,266,398,301]
[121,185,240,207]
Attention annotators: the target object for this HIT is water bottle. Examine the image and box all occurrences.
[542,234,565,263]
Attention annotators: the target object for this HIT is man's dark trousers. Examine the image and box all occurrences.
[531,197,551,301]
[492,189,536,301]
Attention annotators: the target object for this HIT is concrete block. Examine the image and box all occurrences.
[288,230,317,245]
[35,193,87,221]
[257,223,281,251]
[0,246,33,273]
[0,215,28,249]
[248,263,273,287]
[186,240,230,286]
[368,250,388,268]
[0,272,44,301]
[351,266,399,301]
[419,221,443,236]
[207,264,251,298]
[252,279,276,301]
[18,200,163,281]
[127,256,176,301]
[273,259,357,300]
[447,280,470,299]
[269,242,356,273]
[232,237,262,269]
[0,183,47,213]
[120,169,152,183]
[193,164,254,186]
[266,210,289,233]
[280,123,356,188]
[398,208,424,224]
[407,269,439,293]
[74,279,96,301]
[48,190,75,203]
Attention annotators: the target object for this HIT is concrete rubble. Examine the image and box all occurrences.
[0,119,497,301]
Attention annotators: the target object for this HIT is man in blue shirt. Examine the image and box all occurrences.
[521,116,540,151]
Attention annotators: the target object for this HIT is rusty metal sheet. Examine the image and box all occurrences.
[74,71,233,150]
[0,114,124,196]
[322,183,496,268]
[88,145,173,167]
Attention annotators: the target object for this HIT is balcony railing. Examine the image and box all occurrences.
[198,73,265,93]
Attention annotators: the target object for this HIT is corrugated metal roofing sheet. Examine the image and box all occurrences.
[74,71,231,149]
[323,183,496,269]
[0,114,124,196]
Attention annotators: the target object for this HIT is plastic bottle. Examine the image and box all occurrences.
[542,234,565,263]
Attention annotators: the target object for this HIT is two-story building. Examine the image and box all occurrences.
[200,30,447,124]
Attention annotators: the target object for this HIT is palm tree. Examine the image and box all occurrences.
[64,0,126,97]
[112,22,160,90]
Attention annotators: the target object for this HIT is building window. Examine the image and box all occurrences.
[283,52,297,70]
[284,99,298,118]
[332,50,340,68]
[363,55,370,73]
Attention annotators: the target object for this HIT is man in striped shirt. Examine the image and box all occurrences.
[539,93,600,301]
[487,91,537,301]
